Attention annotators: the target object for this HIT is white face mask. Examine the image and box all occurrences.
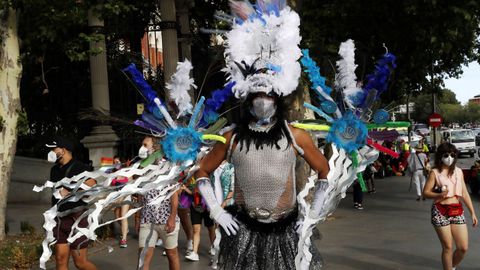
[250,97,276,121]
[138,146,149,159]
[442,156,455,167]
[47,151,58,163]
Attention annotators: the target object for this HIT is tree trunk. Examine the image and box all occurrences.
[0,8,22,240]
[286,0,314,195]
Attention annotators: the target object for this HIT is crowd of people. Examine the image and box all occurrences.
[45,133,479,270]
[47,135,235,270]
[39,2,478,270]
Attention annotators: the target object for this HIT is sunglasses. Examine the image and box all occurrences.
[442,153,456,158]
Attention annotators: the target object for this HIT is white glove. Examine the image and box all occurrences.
[197,177,239,236]
[310,179,329,219]
[215,209,239,236]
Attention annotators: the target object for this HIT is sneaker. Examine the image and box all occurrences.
[355,204,364,210]
[187,239,193,250]
[162,250,167,256]
[185,252,199,261]
[119,239,127,248]
[210,258,218,269]
[185,240,193,254]
[209,246,216,256]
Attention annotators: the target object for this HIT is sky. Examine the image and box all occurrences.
[444,61,480,104]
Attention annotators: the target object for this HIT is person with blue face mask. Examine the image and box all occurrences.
[423,142,478,270]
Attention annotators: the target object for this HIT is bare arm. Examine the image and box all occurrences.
[290,126,329,178]
[221,191,234,208]
[423,171,447,199]
[194,131,239,235]
[59,178,97,197]
[166,190,179,233]
[195,131,233,179]
[181,184,193,195]
[458,171,478,226]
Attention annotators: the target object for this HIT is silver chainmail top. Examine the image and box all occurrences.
[230,133,297,220]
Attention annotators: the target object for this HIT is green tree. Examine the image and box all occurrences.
[0,0,159,240]
[438,89,460,105]
[301,0,480,103]
[439,103,464,124]
[465,102,480,124]
[410,88,459,123]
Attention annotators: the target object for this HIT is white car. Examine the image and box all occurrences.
[396,130,422,144]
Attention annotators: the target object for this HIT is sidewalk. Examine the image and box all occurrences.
[6,174,480,269]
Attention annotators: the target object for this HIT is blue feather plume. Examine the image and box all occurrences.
[123,63,164,119]
[362,53,397,104]
[199,82,235,126]
[300,49,332,97]
[141,112,168,132]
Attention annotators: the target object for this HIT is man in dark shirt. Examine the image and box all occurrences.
[46,138,97,270]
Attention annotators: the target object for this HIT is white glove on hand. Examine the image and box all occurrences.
[215,208,239,236]
[310,179,329,219]
[197,177,239,236]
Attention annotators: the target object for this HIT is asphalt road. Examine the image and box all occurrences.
[7,151,480,270]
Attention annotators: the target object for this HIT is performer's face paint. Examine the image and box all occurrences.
[250,95,276,123]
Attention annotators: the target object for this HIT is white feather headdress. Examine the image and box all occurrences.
[224,0,302,99]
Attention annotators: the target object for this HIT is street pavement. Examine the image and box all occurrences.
[6,171,480,270]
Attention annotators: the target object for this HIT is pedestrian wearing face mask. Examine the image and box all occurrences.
[46,138,98,270]
[423,142,478,270]
[134,136,181,270]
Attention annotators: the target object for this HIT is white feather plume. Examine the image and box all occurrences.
[165,60,197,117]
[224,5,302,99]
[335,39,361,107]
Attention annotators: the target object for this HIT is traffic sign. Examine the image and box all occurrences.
[428,113,442,128]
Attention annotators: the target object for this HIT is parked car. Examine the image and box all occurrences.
[396,129,423,151]
[413,123,430,136]
[441,129,476,157]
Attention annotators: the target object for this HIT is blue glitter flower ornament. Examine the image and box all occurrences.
[326,111,368,153]
[373,109,390,124]
[161,127,203,162]
[320,100,337,114]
